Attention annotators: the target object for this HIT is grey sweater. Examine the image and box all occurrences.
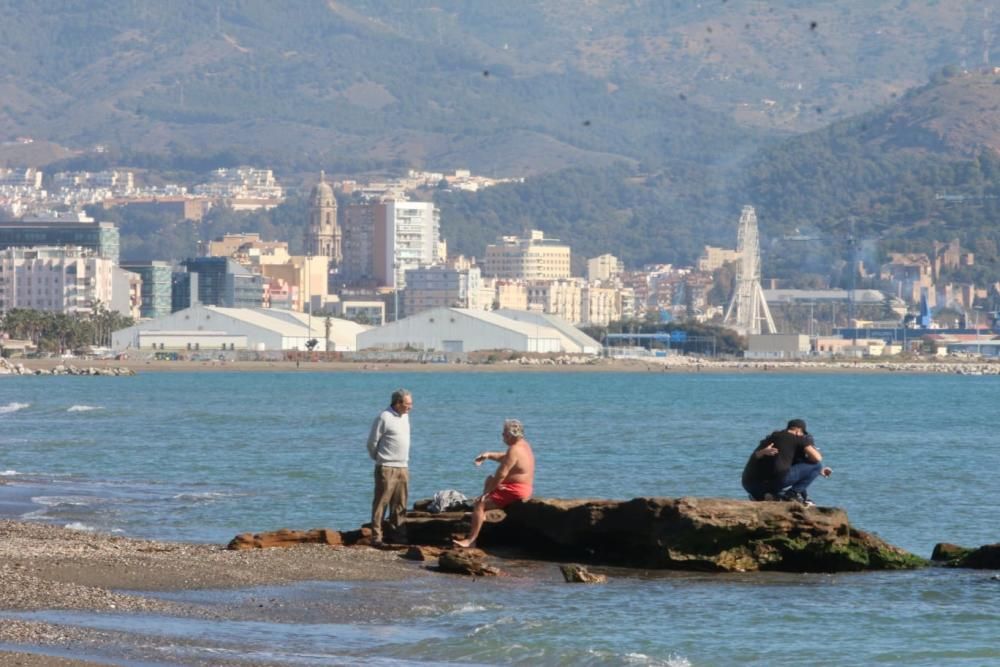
[367,408,410,467]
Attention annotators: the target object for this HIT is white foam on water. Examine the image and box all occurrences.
[64,522,96,532]
[172,491,229,501]
[1,469,19,476]
[472,615,517,634]
[31,495,103,507]
[449,602,488,614]
[580,649,693,667]
[629,653,692,667]
[68,405,103,412]
[0,402,29,414]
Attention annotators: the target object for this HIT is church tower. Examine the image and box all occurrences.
[305,171,341,265]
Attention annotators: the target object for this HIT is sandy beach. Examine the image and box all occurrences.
[0,518,429,665]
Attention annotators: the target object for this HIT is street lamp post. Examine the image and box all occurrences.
[974,306,982,356]
[393,261,400,322]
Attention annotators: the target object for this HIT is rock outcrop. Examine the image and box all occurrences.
[0,359,135,376]
[437,548,500,576]
[409,497,927,573]
[402,545,445,561]
[399,509,475,545]
[931,542,1000,569]
[560,564,607,583]
[228,497,929,573]
[228,528,343,550]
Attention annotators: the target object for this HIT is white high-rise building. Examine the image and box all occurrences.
[587,253,624,283]
[373,200,443,289]
[0,246,116,315]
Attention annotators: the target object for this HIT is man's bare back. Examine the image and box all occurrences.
[502,438,534,486]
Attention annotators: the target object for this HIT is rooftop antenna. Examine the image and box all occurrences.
[723,205,777,335]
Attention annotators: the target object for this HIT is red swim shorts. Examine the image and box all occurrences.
[487,482,533,508]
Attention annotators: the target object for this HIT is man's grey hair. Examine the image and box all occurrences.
[503,419,525,439]
[391,388,411,406]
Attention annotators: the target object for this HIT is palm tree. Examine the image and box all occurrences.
[3,309,46,348]
[2,307,134,353]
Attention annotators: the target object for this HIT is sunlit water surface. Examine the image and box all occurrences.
[1,371,998,665]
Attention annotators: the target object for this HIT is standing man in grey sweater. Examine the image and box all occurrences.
[367,388,412,545]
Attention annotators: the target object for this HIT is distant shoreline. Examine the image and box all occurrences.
[7,356,1000,375]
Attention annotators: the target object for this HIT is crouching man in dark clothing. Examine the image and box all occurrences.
[742,418,832,506]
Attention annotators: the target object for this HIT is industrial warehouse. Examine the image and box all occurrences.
[356,307,600,354]
[110,305,599,356]
[111,304,368,353]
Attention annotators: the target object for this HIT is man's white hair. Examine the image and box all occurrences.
[503,419,525,439]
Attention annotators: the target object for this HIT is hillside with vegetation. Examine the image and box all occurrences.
[0,0,757,176]
[740,70,1000,281]
[5,2,1000,288]
[438,70,1000,283]
[71,65,1000,296]
[1,1,996,176]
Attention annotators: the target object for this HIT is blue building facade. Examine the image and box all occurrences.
[179,257,263,309]
[0,221,120,263]
[121,261,172,319]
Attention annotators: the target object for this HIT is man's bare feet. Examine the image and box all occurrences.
[452,537,475,548]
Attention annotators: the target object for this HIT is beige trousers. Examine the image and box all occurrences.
[371,465,409,542]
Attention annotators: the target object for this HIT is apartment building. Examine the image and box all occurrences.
[582,284,622,326]
[483,230,571,280]
[206,233,289,264]
[0,168,43,189]
[402,263,487,317]
[372,200,443,289]
[527,278,583,324]
[257,254,330,313]
[587,253,624,283]
[0,246,115,315]
[341,203,378,286]
[494,279,528,311]
[697,245,741,272]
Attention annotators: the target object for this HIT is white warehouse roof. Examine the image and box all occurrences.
[111,304,369,352]
[494,308,602,355]
[357,307,597,354]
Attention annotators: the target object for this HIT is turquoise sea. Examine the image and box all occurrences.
[1,370,998,665]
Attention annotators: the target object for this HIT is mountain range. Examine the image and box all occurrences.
[1,1,996,174]
[2,1,1000,283]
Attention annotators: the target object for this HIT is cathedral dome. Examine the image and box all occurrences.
[310,173,335,208]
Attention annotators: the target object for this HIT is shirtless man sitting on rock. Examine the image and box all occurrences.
[453,419,535,549]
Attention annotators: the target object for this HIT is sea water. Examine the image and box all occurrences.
[1,370,998,665]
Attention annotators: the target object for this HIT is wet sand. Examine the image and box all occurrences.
[0,518,429,665]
